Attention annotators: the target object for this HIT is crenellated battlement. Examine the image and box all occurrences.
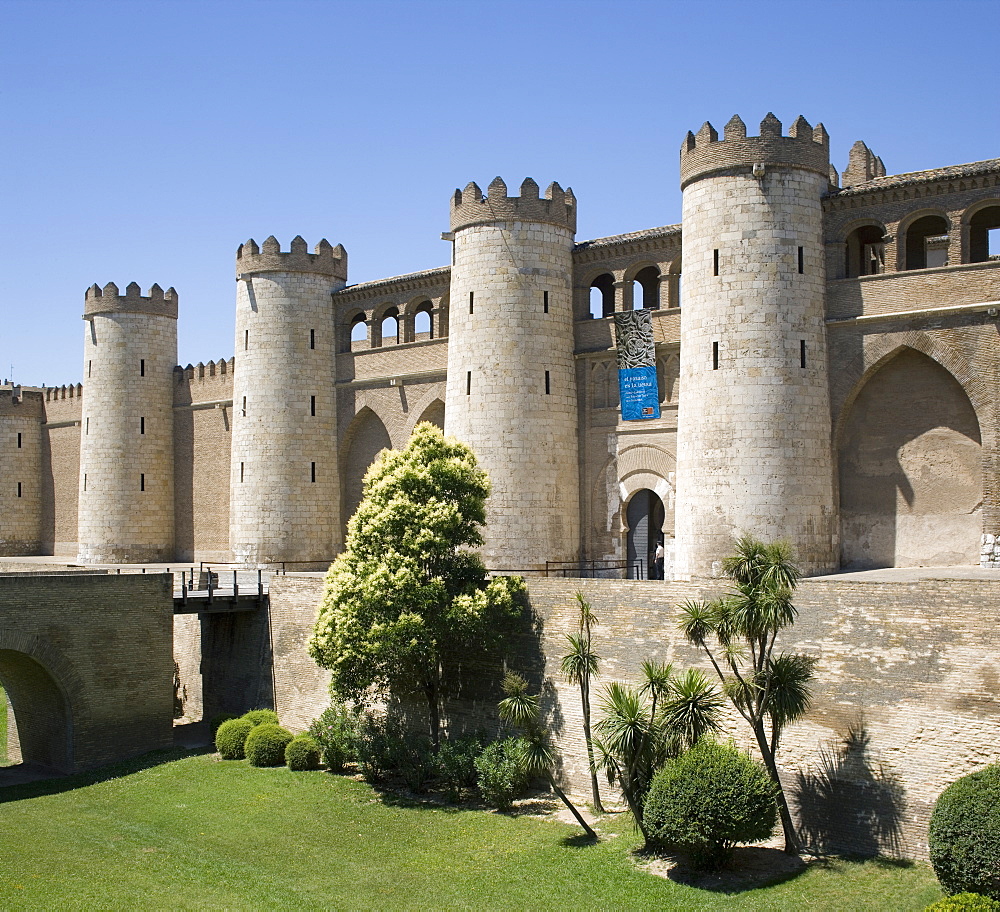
[450,177,577,233]
[43,384,84,402]
[0,386,44,418]
[842,140,887,188]
[173,358,234,384]
[679,113,831,189]
[235,236,347,281]
[84,282,178,319]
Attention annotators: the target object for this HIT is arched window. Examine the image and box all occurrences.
[969,205,1000,263]
[589,274,615,318]
[632,266,660,310]
[349,314,367,347]
[903,214,949,270]
[666,259,681,308]
[414,304,433,339]
[844,224,887,277]
[380,307,400,345]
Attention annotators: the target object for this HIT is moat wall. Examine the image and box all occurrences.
[264,573,1000,861]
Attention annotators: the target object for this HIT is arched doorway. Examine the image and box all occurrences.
[839,349,982,568]
[0,650,71,771]
[626,489,665,579]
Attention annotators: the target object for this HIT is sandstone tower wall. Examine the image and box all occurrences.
[230,237,346,564]
[77,283,177,562]
[674,115,838,577]
[445,178,580,570]
[0,388,44,555]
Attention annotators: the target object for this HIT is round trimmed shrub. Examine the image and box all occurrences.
[245,724,294,767]
[644,738,777,871]
[215,718,254,760]
[474,737,528,810]
[929,764,1000,900]
[210,713,237,736]
[285,735,322,771]
[925,894,1000,911]
[242,708,280,728]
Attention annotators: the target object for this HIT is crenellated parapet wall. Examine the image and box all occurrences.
[84,282,178,319]
[679,113,832,189]
[450,177,576,233]
[236,236,347,281]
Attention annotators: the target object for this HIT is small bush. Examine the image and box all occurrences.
[285,735,322,771]
[215,718,254,760]
[355,714,393,783]
[925,894,1000,911]
[475,738,529,810]
[308,702,358,772]
[245,724,294,767]
[209,713,237,736]
[929,764,1000,900]
[644,738,777,871]
[242,709,280,728]
[437,734,486,802]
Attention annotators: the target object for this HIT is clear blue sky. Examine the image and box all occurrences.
[1,0,997,386]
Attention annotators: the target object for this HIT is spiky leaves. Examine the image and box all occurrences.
[309,423,525,748]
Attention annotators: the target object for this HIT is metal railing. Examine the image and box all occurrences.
[488,560,644,580]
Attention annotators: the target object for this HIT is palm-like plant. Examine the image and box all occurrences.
[560,593,604,812]
[677,535,814,855]
[497,672,596,839]
[661,668,725,751]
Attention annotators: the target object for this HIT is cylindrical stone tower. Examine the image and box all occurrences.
[230,236,346,565]
[674,113,838,578]
[78,282,178,563]
[0,386,44,556]
[445,177,580,570]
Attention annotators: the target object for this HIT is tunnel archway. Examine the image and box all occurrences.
[0,648,72,771]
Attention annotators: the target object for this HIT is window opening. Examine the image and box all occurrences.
[240,462,244,483]
[17,432,21,448]
[140,359,145,377]
[311,461,316,483]
[244,329,249,351]
[969,206,1000,263]
[140,473,145,492]
[310,395,316,417]
[798,247,804,274]
[545,370,551,394]
[713,249,720,276]
[380,309,399,345]
[140,417,145,435]
[904,214,949,270]
[88,360,92,378]
[414,306,433,338]
[589,274,615,319]
[633,266,661,310]
[469,291,474,314]
[241,396,246,417]
[800,340,806,369]
[86,417,89,435]
[310,329,316,349]
[350,316,367,344]
[17,482,22,498]
[466,371,471,395]
[543,291,549,313]
[84,473,87,492]
[844,224,886,277]
[713,341,719,370]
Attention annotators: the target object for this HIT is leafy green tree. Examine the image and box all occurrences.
[309,423,524,750]
[678,535,816,855]
[560,592,604,813]
[593,661,722,844]
[497,672,596,839]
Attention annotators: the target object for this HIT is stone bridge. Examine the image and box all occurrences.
[0,572,174,773]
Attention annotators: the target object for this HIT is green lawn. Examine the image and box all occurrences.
[0,684,7,765]
[0,750,942,911]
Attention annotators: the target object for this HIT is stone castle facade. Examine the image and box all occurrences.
[2,113,999,578]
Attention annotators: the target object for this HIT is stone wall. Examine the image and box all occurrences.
[0,572,174,772]
[266,572,1000,861]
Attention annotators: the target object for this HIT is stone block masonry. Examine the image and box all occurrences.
[0,573,174,772]
[266,573,1000,861]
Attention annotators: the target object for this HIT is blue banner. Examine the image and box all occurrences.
[618,365,660,421]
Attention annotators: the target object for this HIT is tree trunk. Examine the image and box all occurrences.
[751,721,799,854]
[425,679,440,753]
[579,682,605,813]
[547,772,597,840]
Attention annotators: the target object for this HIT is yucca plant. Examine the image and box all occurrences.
[497,672,596,839]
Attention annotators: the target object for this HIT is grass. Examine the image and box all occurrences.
[0,749,943,911]
[0,684,7,765]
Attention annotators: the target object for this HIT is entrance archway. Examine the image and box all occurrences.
[0,650,71,771]
[626,489,665,579]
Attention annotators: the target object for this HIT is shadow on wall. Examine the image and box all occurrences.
[792,720,908,858]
